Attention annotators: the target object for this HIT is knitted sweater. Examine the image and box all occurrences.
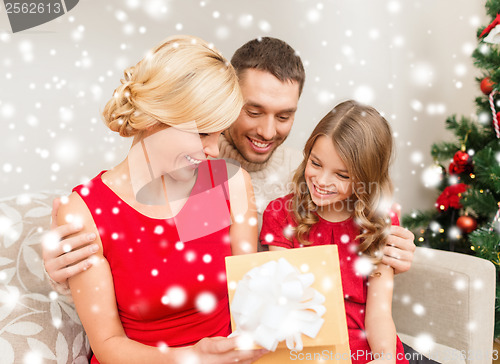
[218,134,302,215]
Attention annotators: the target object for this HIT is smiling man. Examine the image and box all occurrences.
[219,37,304,214]
[224,68,299,164]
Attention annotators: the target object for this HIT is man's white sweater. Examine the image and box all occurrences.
[218,134,302,218]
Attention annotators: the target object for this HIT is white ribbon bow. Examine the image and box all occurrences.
[230,258,326,352]
[484,24,500,44]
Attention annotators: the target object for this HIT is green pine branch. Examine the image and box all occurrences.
[492,68,500,89]
[475,96,494,118]
[462,188,498,216]
[473,144,500,193]
[402,209,436,230]
[420,230,473,254]
[473,41,500,77]
[430,115,495,162]
[448,115,490,144]
[470,227,500,261]
[472,96,498,141]
[485,0,500,19]
[431,141,459,161]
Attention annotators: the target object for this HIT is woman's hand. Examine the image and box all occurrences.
[42,197,98,286]
[185,336,268,364]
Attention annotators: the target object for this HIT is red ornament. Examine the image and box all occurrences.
[448,161,462,175]
[456,215,477,234]
[453,150,470,165]
[449,150,473,175]
[480,77,495,95]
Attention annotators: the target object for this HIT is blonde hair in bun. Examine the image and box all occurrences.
[103,35,243,137]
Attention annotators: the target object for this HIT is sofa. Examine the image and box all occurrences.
[393,246,496,364]
[0,191,91,364]
[0,191,496,364]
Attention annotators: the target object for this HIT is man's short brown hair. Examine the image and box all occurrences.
[231,37,305,95]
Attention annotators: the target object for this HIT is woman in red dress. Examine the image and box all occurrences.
[56,35,265,364]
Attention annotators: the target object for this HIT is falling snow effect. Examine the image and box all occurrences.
[195,292,217,313]
[421,164,443,188]
[411,62,434,86]
[162,286,187,308]
[354,256,373,277]
[0,2,490,362]
[0,0,480,230]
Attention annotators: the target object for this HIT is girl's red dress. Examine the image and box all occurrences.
[260,194,409,364]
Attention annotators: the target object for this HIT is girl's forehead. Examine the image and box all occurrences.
[311,135,335,154]
[310,136,348,169]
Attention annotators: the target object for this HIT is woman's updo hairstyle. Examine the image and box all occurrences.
[103,35,243,137]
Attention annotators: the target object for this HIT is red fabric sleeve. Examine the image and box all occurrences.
[259,197,294,249]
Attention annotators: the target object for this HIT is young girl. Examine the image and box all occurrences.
[261,100,431,364]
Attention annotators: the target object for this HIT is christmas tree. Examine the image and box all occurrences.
[403,0,500,337]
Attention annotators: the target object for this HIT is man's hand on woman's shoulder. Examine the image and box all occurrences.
[42,197,98,289]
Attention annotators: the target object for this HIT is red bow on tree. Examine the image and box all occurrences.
[479,13,500,38]
[435,183,469,211]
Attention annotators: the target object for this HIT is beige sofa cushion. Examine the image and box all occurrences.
[393,247,496,364]
[0,192,91,364]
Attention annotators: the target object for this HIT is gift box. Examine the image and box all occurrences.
[225,245,351,363]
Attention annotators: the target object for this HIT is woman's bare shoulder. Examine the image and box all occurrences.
[56,192,96,233]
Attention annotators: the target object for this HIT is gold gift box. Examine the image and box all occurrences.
[225,245,352,363]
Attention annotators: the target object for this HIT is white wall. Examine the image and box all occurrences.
[0,0,487,215]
